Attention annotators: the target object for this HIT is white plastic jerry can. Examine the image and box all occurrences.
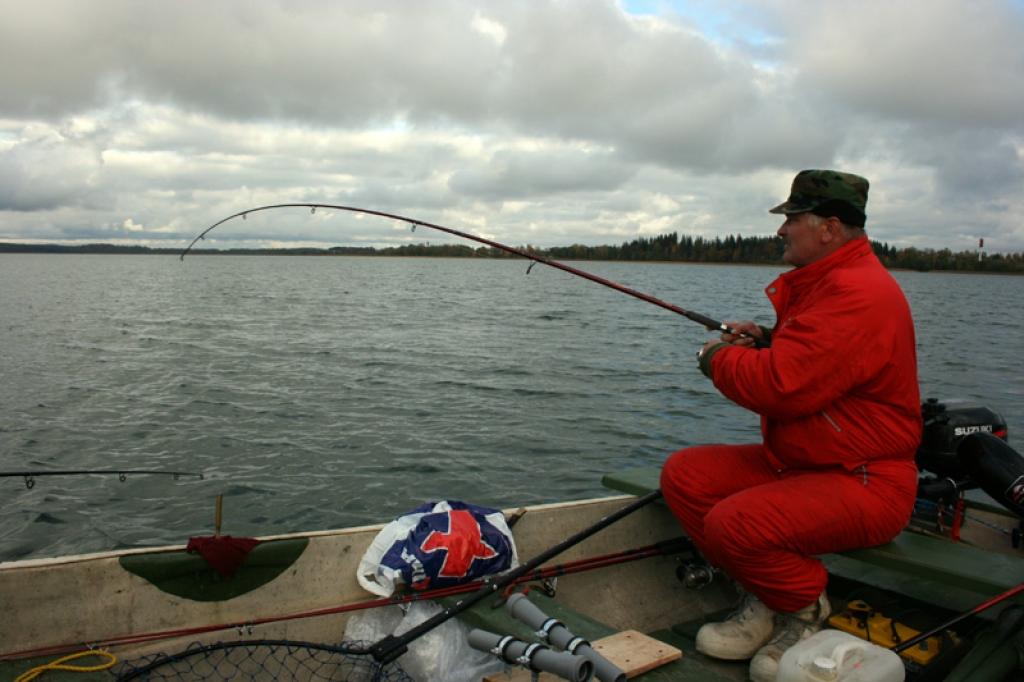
[777,629,906,682]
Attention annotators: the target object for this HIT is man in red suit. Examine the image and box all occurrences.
[661,170,921,682]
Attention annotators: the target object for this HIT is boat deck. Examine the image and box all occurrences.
[595,466,1024,680]
[453,466,1024,681]
[450,591,748,681]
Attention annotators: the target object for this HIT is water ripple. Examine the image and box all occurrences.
[0,255,1021,560]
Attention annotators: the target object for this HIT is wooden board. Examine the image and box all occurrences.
[483,629,682,680]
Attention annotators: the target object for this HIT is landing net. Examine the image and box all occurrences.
[114,639,413,682]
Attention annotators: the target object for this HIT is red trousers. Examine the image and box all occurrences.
[660,444,917,613]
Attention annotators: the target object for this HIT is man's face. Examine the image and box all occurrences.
[777,212,828,267]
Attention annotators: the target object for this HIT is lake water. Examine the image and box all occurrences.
[1,254,1021,561]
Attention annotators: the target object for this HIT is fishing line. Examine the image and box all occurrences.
[181,203,753,339]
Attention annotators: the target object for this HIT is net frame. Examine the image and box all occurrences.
[114,639,413,682]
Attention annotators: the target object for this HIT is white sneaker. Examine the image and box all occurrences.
[749,591,831,682]
[696,593,777,661]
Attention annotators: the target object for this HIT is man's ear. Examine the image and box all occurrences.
[819,217,841,244]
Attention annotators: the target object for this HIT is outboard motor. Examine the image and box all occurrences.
[916,398,1024,519]
[916,398,1008,478]
[959,433,1024,519]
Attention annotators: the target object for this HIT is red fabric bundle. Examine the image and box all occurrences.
[186,535,261,578]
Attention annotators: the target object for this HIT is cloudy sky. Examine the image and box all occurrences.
[1,0,1022,253]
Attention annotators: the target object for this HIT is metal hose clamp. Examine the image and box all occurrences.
[565,636,589,654]
[492,634,516,658]
[519,642,545,668]
[535,617,563,642]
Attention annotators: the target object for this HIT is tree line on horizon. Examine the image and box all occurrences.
[1,232,1021,273]
[546,233,1024,273]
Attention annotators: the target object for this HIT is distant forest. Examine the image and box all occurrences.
[1,232,1021,273]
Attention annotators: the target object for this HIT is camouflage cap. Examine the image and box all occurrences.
[769,170,869,227]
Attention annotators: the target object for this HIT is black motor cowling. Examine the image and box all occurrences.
[916,398,1008,478]
[915,398,1024,519]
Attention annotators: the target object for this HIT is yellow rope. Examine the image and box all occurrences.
[14,649,117,682]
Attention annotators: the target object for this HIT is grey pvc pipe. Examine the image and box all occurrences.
[505,593,627,682]
[467,629,594,682]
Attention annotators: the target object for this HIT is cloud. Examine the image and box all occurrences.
[449,146,636,200]
[0,122,108,211]
[781,0,1024,130]
[0,1,821,172]
[0,0,1021,252]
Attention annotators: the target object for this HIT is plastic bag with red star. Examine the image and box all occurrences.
[357,500,519,597]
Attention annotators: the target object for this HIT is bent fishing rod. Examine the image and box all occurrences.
[181,203,751,339]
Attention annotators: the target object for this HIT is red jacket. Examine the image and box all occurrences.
[708,238,922,471]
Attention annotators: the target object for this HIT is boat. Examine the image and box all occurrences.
[2,399,1024,681]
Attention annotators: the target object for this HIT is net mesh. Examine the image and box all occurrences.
[113,639,414,682]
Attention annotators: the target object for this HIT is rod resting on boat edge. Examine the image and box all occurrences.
[2,470,204,489]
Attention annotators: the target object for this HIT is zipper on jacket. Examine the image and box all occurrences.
[821,410,842,433]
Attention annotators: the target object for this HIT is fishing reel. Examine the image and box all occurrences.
[676,561,717,590]
[915,398,1024,519]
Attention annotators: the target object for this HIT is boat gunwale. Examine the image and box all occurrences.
[0,494,635,570]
